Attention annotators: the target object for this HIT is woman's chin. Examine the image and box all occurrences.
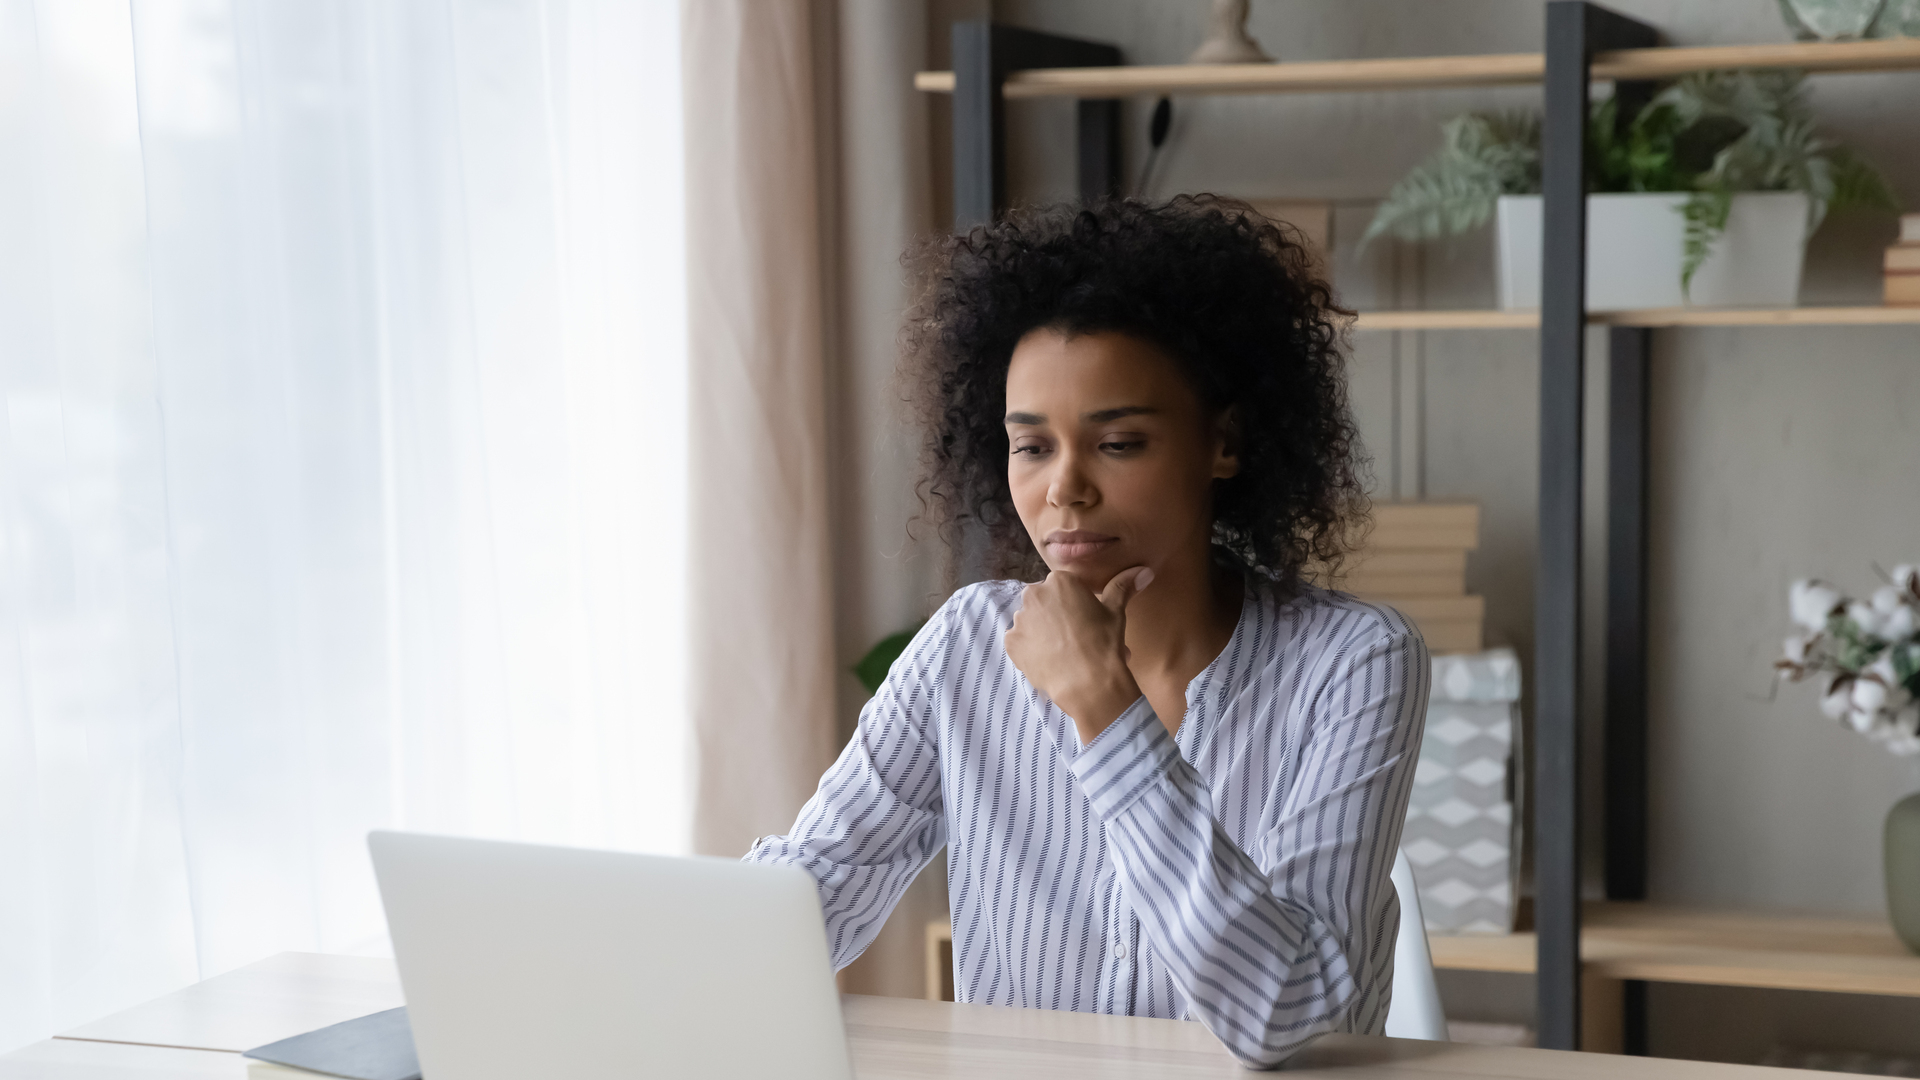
[1043,555,1129,588]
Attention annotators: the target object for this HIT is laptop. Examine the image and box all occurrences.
[368,831,853,1080]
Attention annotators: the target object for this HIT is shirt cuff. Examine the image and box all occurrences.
[1066,697,1178,820]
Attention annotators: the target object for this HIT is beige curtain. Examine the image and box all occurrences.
[682,0,944,993]
[826,0,946,996]
[683,0,839,858]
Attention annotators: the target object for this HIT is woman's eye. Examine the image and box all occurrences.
[1100,440,1145,453]
[1011,444,1048,456]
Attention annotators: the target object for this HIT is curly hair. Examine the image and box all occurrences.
[901,194,1369,598]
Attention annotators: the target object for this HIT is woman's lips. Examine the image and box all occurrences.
[1045,530,1118,561]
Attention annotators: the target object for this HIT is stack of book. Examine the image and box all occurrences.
[1337,502,1483,655]
[1889,213,1920,307]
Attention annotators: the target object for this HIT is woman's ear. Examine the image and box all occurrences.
[1212,406,1241,480]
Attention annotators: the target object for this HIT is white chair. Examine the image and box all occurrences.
[1383,848,1449,1041]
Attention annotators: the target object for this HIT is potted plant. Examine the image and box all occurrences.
[1775,567,1920,954]
[1363,70,1898,309]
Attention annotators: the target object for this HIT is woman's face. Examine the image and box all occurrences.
[1004,327,1237,589]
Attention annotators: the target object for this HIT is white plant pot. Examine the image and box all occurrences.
[1496,192,1809,310]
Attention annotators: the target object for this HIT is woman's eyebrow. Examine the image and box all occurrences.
[1005,406,1158,425]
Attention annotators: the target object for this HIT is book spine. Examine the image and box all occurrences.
[1888,273,1920,307]
[1366,528,1481,551]
[1370,504,1480,530]
[1418,621,1484,654]
[1341,573,1467,597]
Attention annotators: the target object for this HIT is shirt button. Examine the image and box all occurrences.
[1114,943,1128,959]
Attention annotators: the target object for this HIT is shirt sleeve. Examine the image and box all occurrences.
[1066,620,1428,1069]
[743,615,949,971]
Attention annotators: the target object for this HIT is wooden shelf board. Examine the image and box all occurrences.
[1593,38,1920,82]
[913,52,1544,98]
[1356,310,1540,330]
[1428,903,1920,997]
[913,38,1920,99]
[1352,306,1920,331]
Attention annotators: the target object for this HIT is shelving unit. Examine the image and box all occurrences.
[920,6,1920,1054]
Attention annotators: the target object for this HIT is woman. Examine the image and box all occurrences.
[746,196,1428,1068]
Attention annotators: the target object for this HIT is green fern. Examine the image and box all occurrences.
[1680,189,1734,295]
[1361,113,1539,247]
[1827,146,1903,213]
[1360,159,1501,245]
[1663,71,1900,294]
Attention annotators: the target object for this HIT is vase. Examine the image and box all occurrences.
[1891,792,1920,954]
[1189,0,1273,64]
[1494,192,1810,310]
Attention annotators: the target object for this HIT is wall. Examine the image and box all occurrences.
[904,0,1920,1061]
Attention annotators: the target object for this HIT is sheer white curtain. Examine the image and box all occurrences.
[0,0,688,1053]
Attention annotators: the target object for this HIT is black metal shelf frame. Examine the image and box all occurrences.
[1537,3,1659,1052]
[941,1,1781,1051]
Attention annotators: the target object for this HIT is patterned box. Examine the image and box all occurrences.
[1431,647,1520,704]
[1403,648,1521,934]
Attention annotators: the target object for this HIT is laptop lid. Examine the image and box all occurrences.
[368,831,852,1080]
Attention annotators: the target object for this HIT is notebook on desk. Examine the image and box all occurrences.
[242,1005,420,1080]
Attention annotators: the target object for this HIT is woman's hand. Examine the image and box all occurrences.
[1004,566,1154,744]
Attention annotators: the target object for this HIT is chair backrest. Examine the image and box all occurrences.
[1383,849,1449,1041]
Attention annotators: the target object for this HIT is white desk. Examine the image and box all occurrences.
[4,951,1849,1078]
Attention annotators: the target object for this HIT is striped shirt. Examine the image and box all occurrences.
[746,578,1429,1068]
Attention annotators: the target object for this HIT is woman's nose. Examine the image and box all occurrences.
[1046,450,1096,508]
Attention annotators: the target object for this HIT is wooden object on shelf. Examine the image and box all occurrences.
[911,37,1920,99]
[925,919,954,1003]
[1427,902,1920,998]
[1351,305,1920,330]
[1890,218,1920,307]
[1189,0,1271,64]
